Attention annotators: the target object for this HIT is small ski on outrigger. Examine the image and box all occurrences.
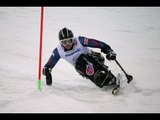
[111,59,133,95]
[112,74,121,95]
[112,84,120,95]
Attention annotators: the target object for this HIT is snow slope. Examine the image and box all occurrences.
[0,7,160,113]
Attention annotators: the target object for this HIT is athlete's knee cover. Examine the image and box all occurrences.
[75,54,112,88]
[75,54,99,78]
[75,54,88,76]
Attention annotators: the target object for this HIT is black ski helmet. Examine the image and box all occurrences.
[58,27,74,40]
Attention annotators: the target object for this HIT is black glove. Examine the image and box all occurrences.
[106,50,117,60]
[42,67,52,86]
[42,67,51,75]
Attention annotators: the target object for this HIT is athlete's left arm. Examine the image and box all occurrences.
[78,36,113,51]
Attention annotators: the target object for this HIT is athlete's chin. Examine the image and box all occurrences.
[64,45,72,49]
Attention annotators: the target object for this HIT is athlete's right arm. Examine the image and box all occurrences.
[43,48,61,70]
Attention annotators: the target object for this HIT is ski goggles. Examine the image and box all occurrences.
[60,38,74,46]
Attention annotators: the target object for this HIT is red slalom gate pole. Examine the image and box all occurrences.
[38,6,44,91]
